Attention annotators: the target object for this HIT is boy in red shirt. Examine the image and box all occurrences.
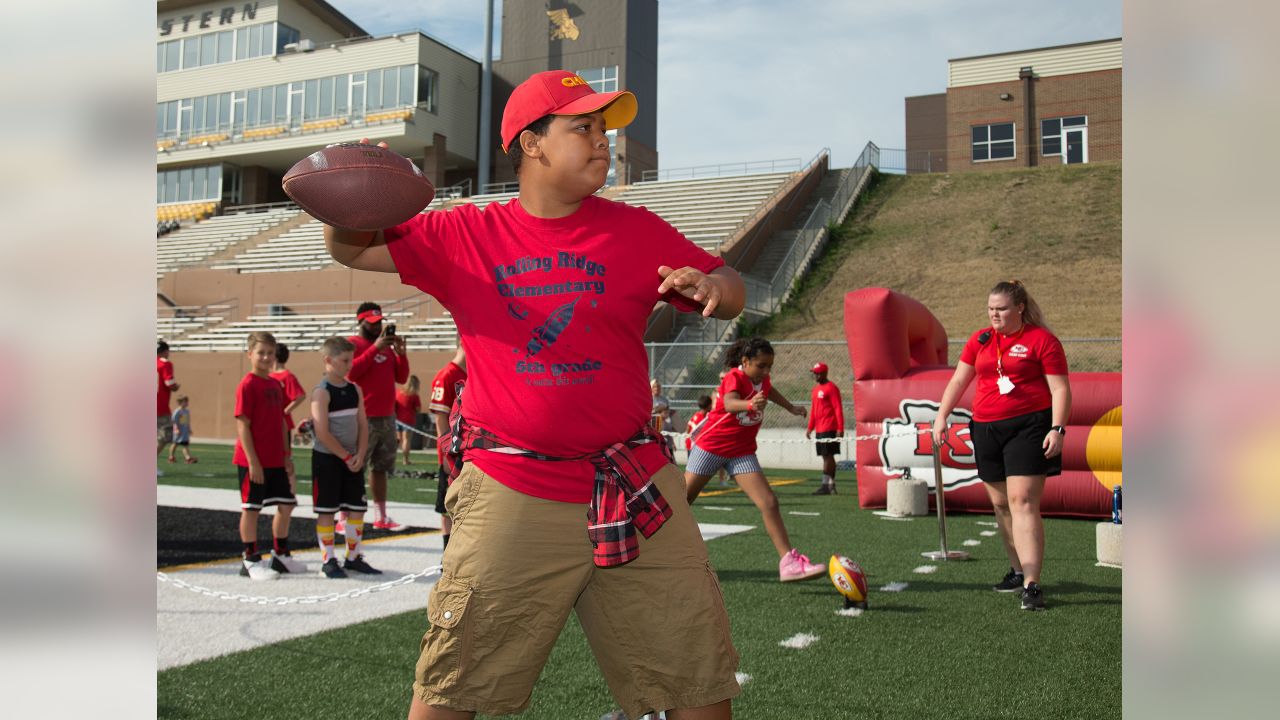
[232,332,303,581]
[321,70,746,720]
[427,349,466,551]
[269,343,308,448]
[157,341,179,460]
[805,361,845,495]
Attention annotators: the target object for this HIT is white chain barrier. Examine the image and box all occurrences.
[156,564,442,605]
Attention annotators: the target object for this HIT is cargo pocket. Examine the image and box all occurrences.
[419,574,474,690]
[444,463,483,527]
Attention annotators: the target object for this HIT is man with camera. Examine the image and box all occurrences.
[347,301,410,530]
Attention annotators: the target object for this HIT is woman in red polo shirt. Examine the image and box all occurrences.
[932,280,1072,611]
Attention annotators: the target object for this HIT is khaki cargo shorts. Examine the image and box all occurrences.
[413,462,740,718]
[365,415,398,473]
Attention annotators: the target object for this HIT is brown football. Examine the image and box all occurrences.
[282,143,435,231]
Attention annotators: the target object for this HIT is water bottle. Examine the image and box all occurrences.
[1111,485,1122,524]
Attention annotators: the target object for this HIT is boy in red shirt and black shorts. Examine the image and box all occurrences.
[233,332,304,581]
[428,349,466,551]
[321,70,746,720]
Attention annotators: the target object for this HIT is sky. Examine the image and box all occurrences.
[326,0,1121,169]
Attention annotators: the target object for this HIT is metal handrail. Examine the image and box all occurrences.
[640,157,801,183]
[226,201,299,215]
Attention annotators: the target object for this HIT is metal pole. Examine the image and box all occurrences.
[921,441,970,561]
[477,0,494,191]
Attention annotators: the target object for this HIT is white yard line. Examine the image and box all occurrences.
[157,487,753,670]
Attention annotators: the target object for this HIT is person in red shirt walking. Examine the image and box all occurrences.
[157,341,179,461]
[932,280,1072,611]
[347,302,410,531]
[806,362,845,495]
[686,337,825,583]
[395,375,424,465]
[427,348,466,551]
[232,332,304,581]
[269,343,308,448]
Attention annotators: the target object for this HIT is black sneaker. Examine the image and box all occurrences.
[1020,582,1046,611]
[343,555,383,575]
[319,558,348,579]
[812,484,834,495]
[993,568,1025,592]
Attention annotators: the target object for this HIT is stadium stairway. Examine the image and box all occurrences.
[744,167,853,282]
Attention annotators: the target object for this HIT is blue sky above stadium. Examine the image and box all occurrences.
[330,0,1121,169]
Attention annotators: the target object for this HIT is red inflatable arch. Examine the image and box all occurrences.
[843,288,1121,518]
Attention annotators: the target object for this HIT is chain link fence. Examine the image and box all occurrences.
[645,338,1120,430]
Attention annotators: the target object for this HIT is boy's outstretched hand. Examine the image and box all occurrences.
[657,266,723,317]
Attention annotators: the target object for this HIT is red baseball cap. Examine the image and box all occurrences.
[811,362,829,374]
[501,70,637,152]
[356,309,384,324]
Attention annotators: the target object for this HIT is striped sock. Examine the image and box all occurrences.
[243,541,258,561]
[345,520,364,559]
[273,536,290,556]
[317,525,336,563]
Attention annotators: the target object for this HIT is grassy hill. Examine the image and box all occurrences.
[755,162,1121,343]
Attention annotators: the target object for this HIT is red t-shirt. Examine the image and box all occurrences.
[694,368,771,458]
[157,357,176,417]
[685,410,708,451]
[808,381,844,433]
[269,369,306,430]
[385,195,723,502]
[959,324,1068,423]
[232,372,288,468]
[394,390,422,425]
[347,335,409,418]
[429,362,467,415]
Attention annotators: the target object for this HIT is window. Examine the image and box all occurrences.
[217,30,233,64]
[1040,115,1086,157]
[972,122,1015,162]
[165,39,181,72]
[418,67,438,112]
[577,66,619,93]
[399,65,415,108]
[276,23,299,54]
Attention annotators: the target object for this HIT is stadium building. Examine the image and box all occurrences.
[904,38,1122,173]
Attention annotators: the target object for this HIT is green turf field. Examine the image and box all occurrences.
[157,443,1121,719]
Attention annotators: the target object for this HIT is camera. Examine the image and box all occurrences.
[385,323,397,336]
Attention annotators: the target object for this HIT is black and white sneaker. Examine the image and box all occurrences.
[343,555,383,575]
[993,568,1025,593]
[812,485,834,495]
[319,558,347,579]
[1020,582,1046,611]
[270,552,307,574]
[240,557,280,581]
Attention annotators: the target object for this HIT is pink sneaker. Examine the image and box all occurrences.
[779,549,827,582]
[372,517,405,532]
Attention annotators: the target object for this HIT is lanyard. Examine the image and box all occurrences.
[994,325,1025,377]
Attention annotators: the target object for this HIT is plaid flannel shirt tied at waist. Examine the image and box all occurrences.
[446,385,675,568]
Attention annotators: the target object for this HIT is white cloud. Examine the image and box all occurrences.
[326,0,1120,168]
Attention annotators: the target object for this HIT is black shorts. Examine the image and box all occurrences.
[237,465,297,510]
[814,431,841,457]
[311,452,368,513]
[435,463,449,515]
[970,408,1062,483]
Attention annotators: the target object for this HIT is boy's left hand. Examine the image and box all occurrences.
[791,406,807,418]
[392,335,407,354]
[657,266,722,317]
[285,457,296,488]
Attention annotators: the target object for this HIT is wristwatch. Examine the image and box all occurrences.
[1051,425,1066,436]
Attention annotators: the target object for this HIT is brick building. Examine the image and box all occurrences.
[905,38,1121,173]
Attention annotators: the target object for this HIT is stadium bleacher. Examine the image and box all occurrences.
[156,304,235,342]
[613,171,794,251]
[166,310,417,352]
[157,207,302,276]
